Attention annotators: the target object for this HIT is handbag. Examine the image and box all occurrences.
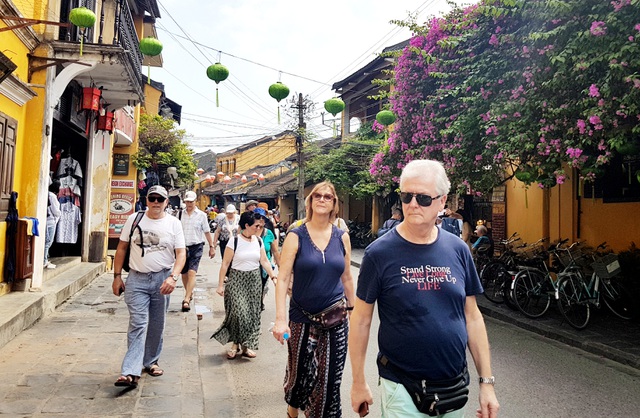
[123,211,145,272]
[378,355,469,416]
[300,297,348,329]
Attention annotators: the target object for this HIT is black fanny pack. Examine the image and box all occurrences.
[297,297,348,329]
[378,355,469,416]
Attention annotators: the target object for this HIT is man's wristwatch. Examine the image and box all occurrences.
[171,274,180,282]
[479,376,495,385]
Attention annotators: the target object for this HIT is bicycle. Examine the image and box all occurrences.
[556,253,636,329]
[510,239,572,319]
[479,232,521,305]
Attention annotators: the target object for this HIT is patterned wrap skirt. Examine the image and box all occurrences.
[283,319,349,417]
[211,268,262,350]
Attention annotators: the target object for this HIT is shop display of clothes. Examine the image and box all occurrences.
[54,154,83,243]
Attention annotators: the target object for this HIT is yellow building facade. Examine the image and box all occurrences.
[0,0,162,294]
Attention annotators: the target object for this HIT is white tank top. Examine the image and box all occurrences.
[232,235,261,271]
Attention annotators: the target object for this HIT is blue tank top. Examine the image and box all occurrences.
[289,224,346,323]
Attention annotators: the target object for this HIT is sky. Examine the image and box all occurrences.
[155,0,461,154]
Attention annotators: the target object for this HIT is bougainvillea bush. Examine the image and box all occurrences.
[371,0,640,193]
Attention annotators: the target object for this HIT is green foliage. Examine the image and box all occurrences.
[305,122,385,198]
[132,113,196,187]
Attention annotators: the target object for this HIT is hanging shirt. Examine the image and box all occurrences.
[56,201,82,243]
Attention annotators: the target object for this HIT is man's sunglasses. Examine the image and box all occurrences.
[399,192,442,207]
[147,195,166,203]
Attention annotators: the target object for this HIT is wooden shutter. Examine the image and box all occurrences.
[0,113,17,217]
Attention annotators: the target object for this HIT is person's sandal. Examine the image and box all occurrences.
[227,346,239,360]
[181,300,191,312]
[114,375,138,388]
[242,348,257,358]
[145,364,164,377]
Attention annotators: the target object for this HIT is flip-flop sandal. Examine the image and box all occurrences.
[145,364,164,377]
[114,375,138,388]
[226,348,239,360]
[241,348,257,358]
[181,300,191,312]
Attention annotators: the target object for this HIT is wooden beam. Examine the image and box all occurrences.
[0,15,71,32]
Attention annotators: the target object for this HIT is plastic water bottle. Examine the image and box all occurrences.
[269,322,289,340]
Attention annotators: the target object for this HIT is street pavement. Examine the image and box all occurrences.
[0,247,639,416]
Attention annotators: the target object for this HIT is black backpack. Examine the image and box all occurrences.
[440,217,461,237]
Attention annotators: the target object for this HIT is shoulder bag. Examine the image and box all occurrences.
[378,355,469,416]
[298,297,348,329]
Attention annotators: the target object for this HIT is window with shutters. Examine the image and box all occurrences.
[0,112,17,218]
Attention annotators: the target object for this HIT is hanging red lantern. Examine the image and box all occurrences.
[97,110,114,132]
[258,173,265,181]
[82,87,101,111]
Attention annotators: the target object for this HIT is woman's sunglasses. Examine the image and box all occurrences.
[312,193,335,201]
[147,195,166,203]
[399,192,442,207]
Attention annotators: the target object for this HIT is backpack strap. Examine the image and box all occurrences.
[129,211,146,257]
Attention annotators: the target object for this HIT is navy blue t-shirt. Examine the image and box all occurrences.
[289,224,346,323]
[357,227,483,381]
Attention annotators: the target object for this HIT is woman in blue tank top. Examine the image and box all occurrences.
[273,181,355,418]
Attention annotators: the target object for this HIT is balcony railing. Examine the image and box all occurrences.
[57,0,143,91]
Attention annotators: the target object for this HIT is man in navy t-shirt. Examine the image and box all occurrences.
[349,159,500,418]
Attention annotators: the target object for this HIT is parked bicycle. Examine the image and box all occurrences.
[556,252,636,329]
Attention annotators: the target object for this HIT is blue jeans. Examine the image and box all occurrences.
[380,377,465,418]
[44,224,56,265]
[120,269,171,377]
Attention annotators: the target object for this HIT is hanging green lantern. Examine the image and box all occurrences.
[376,110,396,126]
[69,7,96,56]
[268,82,290,124]
[206,63,229,107]
[324,98,345,137]
[139,37,163,84]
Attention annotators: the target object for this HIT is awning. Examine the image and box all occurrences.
[113,129,133,146]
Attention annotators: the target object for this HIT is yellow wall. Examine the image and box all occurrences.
[217,134,297,174]
[506,170,640,252]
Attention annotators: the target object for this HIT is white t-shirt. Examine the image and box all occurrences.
[178,208,209,246]
[120,212,186,273]
[231,235,262,271]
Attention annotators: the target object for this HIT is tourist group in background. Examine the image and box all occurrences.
[110,161,499,418]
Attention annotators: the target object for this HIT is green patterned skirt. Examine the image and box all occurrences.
[211,268,262,350]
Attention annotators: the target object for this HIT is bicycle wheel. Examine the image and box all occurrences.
[503,271,519,310]
[556,275,590,330]
[512,269,551,318]
[480,262,506,304]
[601,277,636,320]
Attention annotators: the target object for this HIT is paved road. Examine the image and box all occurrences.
[2,250,640,417]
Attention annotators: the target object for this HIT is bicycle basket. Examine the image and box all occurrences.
[590,254,621,279]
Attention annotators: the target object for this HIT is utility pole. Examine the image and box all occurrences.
[294,93,306,219]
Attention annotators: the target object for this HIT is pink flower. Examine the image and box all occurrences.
[489,34,499,46]
[635,24,640,31]
[630,36,635,42]
[577,119,586,134]
[588,84,600,97]
[556,175,566,185]
[590,21,607,36]
[589,115,602,125]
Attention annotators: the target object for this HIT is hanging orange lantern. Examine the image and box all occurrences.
[217,171,224,178]
[197,168,205,175]
[233,172,241,179]
[241,175,247,183]
[251,172,258,178]
[258,173,265,181]
[223,175,231,184]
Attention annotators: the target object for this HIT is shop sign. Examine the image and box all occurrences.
[113,153,129,175]
[111,180,135,188]
[109,191,135,237]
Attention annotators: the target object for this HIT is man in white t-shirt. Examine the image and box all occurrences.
[177,191,215,312]
[112,185,186,389]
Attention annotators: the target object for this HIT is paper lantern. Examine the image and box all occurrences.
[233,172,241,179]
[97,110,114,132]
[241,175,247,183]
[205,174,213,182]
[268,82,290,123]
[376,110,396,126]
[324,98,345,116]
[258,173,265,181]
[197,168,205,175]
[81,87,101,111]
[69,7,96,56]
[206,63,230,107]
[223,175,231,184]
[324,97,345,137]
[251,172,258,178]
[217,171,224,177]
[139,37,163,84]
